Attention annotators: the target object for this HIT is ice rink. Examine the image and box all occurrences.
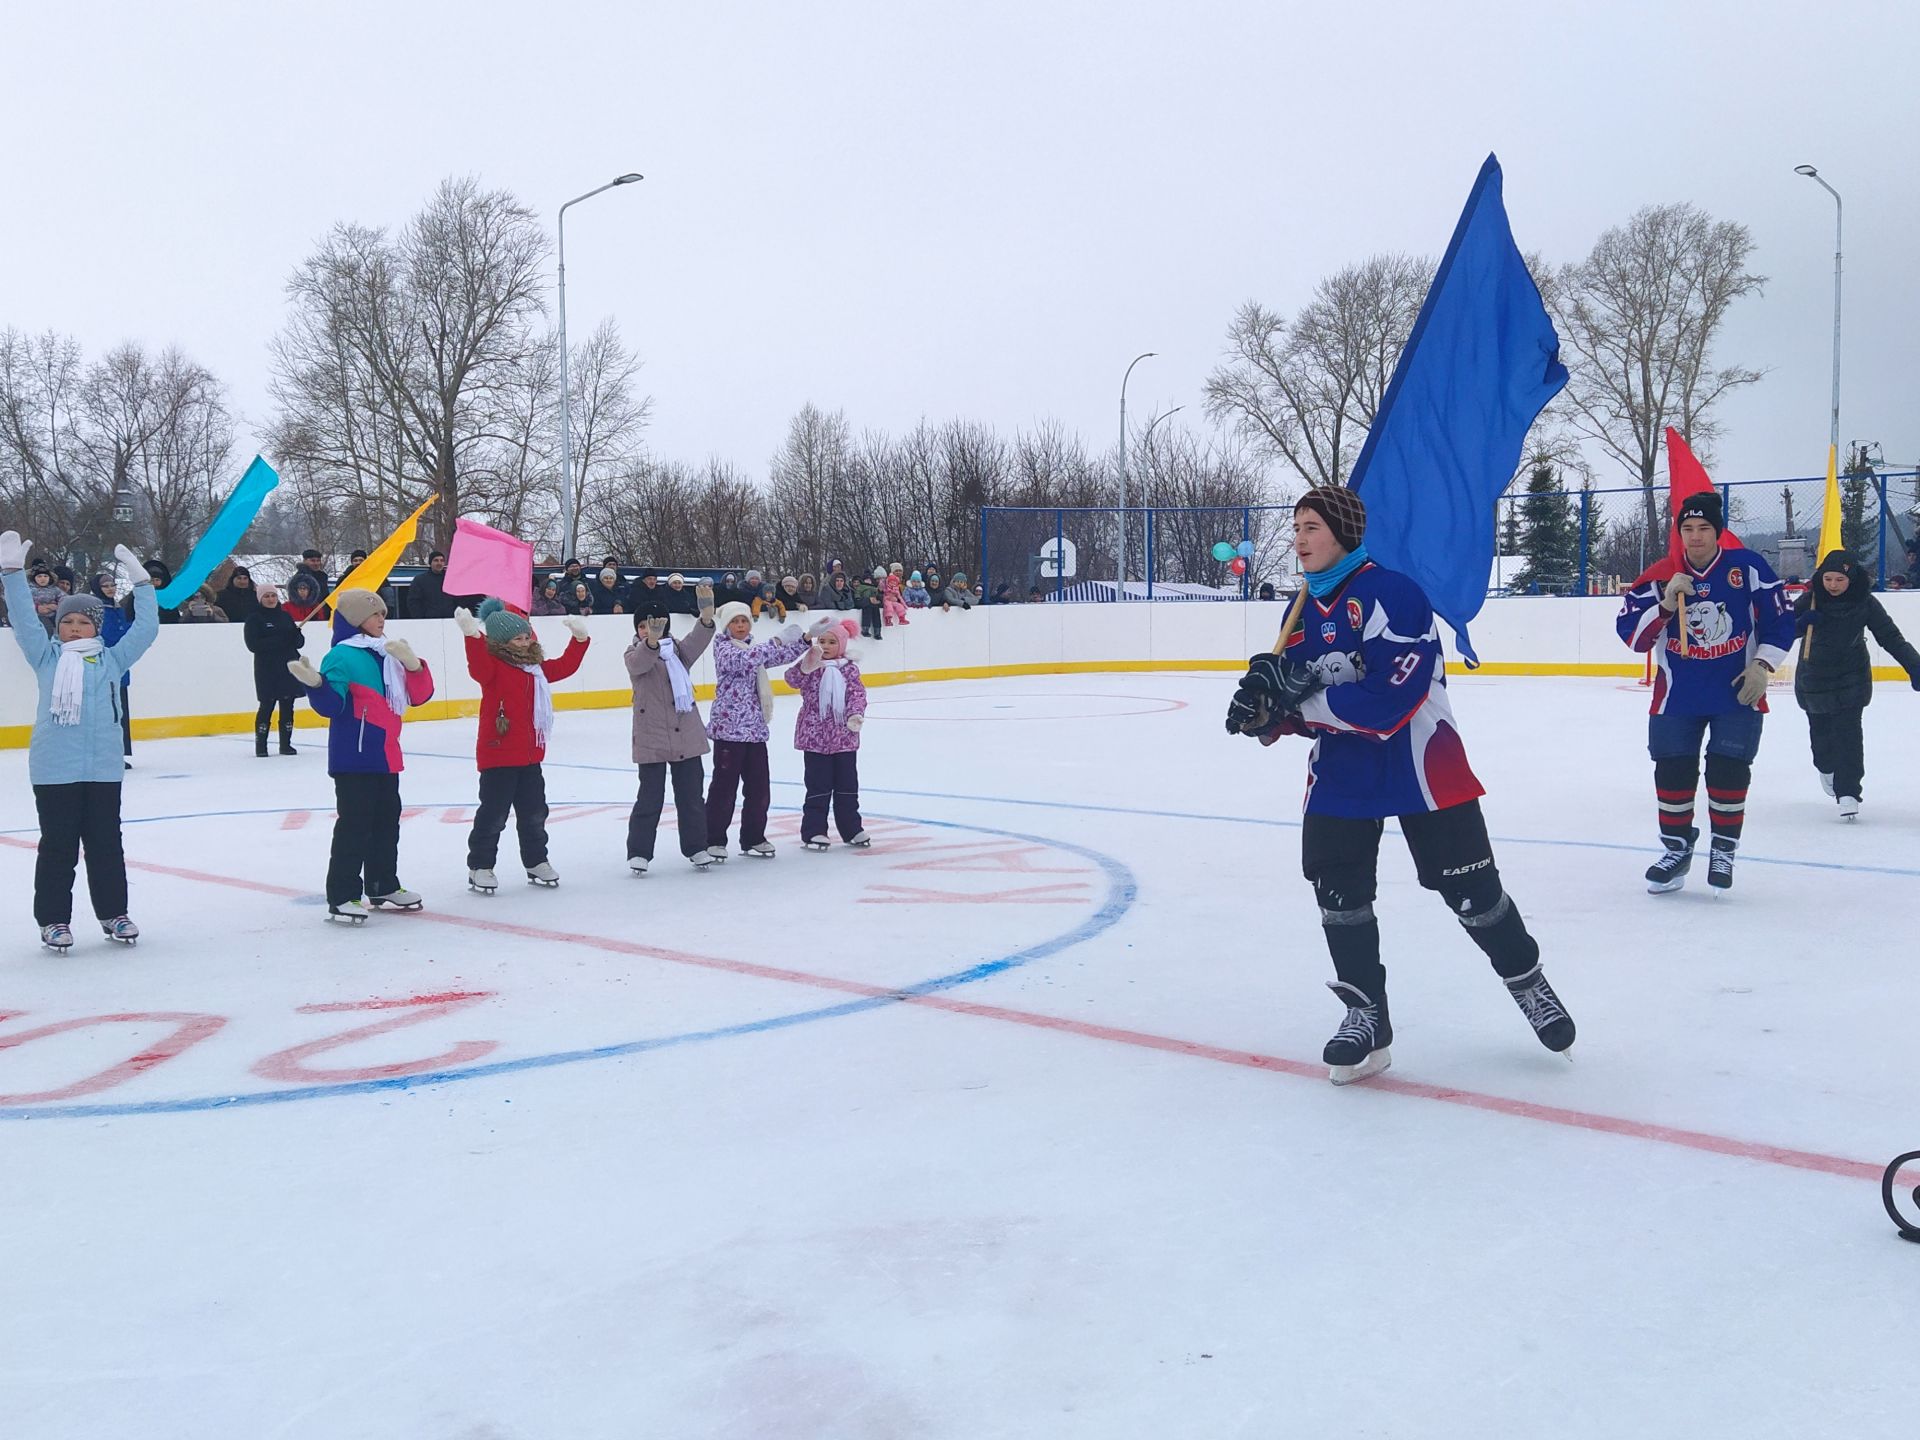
[2,670,1915,1439]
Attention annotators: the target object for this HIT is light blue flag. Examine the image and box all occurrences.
[1348,154,1567,666]
[155,455,281,608]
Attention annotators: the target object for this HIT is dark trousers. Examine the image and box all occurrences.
[255,697,295,731]
[628,758,707,861]
[1301,798,1538,1002]
[1807,707,1866,799]
[859,600,883,639]
[467,764,550,869]
[32,782,128,926]
[707,740,772,848]
[119,684,132,757]
[328,772,402,905]
[801,750,863,841]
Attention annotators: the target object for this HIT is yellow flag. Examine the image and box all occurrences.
[1814,444,1843,562]
[313,495,436,621]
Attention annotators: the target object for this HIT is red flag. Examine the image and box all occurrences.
[1664,427,1741,564]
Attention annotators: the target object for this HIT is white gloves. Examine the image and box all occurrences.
[847,714,865,732]
[288,657,322,688]
[779,624,804,643]
[0,531,29,572]
[563,615,590,641]
[385,637,420,671]
[454,606,481,638]
[1661,574,1695,612]
[1734,659,1772,706]
[799,640,824,672]
[112,544,146,585]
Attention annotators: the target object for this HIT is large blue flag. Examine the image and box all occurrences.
[1349,154,1566,665]
[155,455,280,608]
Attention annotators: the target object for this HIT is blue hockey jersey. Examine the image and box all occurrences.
[1280,562,1484,819]
[1616,546,1794,715]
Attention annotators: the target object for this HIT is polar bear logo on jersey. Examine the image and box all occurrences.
[1686,600,1734,649]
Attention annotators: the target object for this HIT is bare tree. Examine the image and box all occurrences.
[768,403,852,576]
[560,319,651,556]
[1204,254,1430,488]
[1546,203,1765,537]
[267,176,551,550]
[0,328,86,547]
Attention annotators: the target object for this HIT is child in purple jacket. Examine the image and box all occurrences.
[705,602,811,859]
[784,617,870,850]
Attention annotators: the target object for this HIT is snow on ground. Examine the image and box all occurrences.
[1,672,1915,1439]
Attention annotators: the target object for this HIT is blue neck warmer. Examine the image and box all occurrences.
[1305,545,1370,598]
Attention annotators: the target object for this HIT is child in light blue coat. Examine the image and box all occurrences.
[2,532,159,952]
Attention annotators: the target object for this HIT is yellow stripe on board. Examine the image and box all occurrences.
[1,659,1908,749]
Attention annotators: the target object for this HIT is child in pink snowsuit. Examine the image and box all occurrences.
[784,617,869,848]
[881,569,909,627]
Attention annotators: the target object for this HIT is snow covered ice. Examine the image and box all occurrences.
[1,672,1914,1438]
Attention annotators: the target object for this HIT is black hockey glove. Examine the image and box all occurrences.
[1225,653,1324,734]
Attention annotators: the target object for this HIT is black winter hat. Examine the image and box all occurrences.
[1675,491,1724,535]
[1294,486,1368,552]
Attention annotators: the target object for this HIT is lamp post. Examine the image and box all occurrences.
[557,172,644,561]
[1118,351,1155,599]
[1794,164,1843,465]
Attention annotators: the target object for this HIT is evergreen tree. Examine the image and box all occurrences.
[1841,443,1875,575]
[1512,459,1579,594]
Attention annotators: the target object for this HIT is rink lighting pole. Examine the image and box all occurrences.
[1793,165,1843,465]
[557,172,644,562]
[1118,352,1155,600]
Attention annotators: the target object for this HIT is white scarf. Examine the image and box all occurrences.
[660,636,696,714]
[338,634,411,716]
[816,657,851,728]
[517,662,555,747]
[51,638,105,726]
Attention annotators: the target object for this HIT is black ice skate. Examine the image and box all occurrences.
[1503,963,1575,1054]
[1707,836,1736,892]
[1323,981,1392,1085]
[1645,827,1697,894]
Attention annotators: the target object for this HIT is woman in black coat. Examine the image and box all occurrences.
[1792,549,1920,817]
[244,584,307,757]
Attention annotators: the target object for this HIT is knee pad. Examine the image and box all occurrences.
[1437,865,1506,925]
[1319,902,1376,928]
[1310,869,1376,915]
[1704,753,1751,790]
[1654,754,1700,791]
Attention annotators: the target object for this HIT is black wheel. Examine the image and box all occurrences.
[1882,1151,1920,1242]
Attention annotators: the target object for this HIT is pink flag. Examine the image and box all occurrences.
[444,517,534,612]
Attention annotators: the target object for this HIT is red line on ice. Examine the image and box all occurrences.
[0,835,1880,1181]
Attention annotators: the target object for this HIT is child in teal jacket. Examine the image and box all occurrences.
[2,532,158,951]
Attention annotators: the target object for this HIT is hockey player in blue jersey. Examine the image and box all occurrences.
[1616,490,1794,894]
[1226,486,1575,1084]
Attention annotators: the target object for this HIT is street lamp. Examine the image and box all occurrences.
[557,172,644,561]
[1118,351,1155,599]
[1794,164,1843,467]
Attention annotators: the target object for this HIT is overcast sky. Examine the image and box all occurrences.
[3,0,1914,493]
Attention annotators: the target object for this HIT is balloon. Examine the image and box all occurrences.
[1210,541,1236,562]
[1229,557,1247,576]
[1237,540,1255,559]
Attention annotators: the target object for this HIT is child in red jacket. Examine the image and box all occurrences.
[456,600,590,892]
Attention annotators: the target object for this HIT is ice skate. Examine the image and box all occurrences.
[705,844,729,864]
[1645,827,1696,894]
[39,923,74,953]
[526,862,560,886]
[628,856,650,876]
[367,886,424,911]
[802,835,832,852]
[742,842,776,858]
[846,831,872,849]
[1323,981,1392,1086]
[688,851,715,872]
[1706,836,1736,892]
[1837,795,1860,821]
[1503,963,1575,1054]
[327,900,369,926]
[100,915,139,945]
[1819,771,1835,798]
[468,868,499,895]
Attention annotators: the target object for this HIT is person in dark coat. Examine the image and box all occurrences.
[587,566,628,615]
[1792,549,1920,818]
[244,584,308,756]
[93,573,137,764]
[284,550,329,622]
[407,550,457,619]
[216,566,261,622]
[628,570,670,619]
[142,558,182,623]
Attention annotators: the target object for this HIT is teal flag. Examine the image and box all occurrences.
[155,455,281,607]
